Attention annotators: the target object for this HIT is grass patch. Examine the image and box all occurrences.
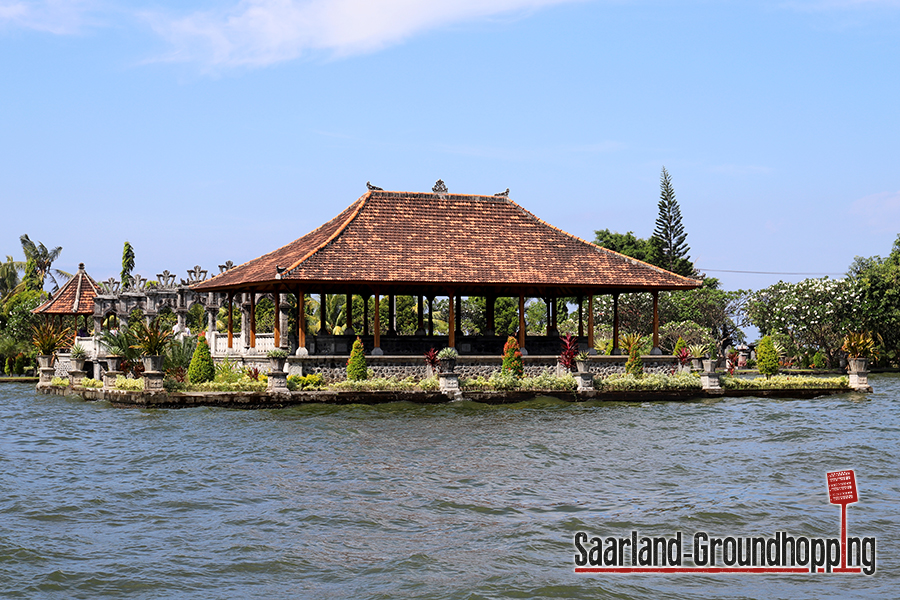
[50,376,69,388]
[721,375,849,390]
[595,373,702,391]
[80,378,103,388]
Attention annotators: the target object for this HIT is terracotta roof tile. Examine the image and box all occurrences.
[193,191,701,292]
[32,263,99,315]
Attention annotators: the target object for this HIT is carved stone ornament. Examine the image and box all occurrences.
[366,181,383,191]
[432,179,448,194]
[156,270,177,288]
[494,188,510,197]
[100,278,120,295]
[218,261,234,274]
[129,274,147,290]
[181,265,208,285]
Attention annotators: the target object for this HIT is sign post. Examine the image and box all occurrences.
[826,470,858,569]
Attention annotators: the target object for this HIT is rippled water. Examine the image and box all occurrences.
[2,376,898,599]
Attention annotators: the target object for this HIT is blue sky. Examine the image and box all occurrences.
[2,0,898,293]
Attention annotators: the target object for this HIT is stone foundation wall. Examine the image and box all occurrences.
[208,354,679,382]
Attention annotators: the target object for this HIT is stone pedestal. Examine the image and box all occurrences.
[849,370,872,392]
[575,371,594,391]
[701,370,721,391]
[103,370,123,389]
[38,367,55,388]
[439,372,459,392]
[69,369,86,387]
[267,370,288,392]
[143,371,164,391]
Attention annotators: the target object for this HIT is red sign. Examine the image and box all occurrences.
[827,470,858,505]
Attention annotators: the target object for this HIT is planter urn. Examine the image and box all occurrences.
[439,358,457,374]
[575,360,587,373]
[37,355,53,369]
[848,357,868,373]
[105,356,122,372]
[691,358,702,371]
[142,355,163,373]
[270,356,287,373]
[72,357,86,372]
[702,359,715,373]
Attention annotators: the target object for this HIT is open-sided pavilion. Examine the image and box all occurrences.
[192,185,701,356]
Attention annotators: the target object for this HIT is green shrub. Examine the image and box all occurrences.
[331,377,418,391]
[81,377,103,388]
[596,372,702,391]
[418,376,439,391]
[757,336,779,379]
[672,336,687,357]
[187,337,215,384]
[50,376,69,387]
[6,356,14,375]
[163,378,187,393]
[114,376,144,391]
[214,358,243,383]
[188,377,267,392]
[287,373,325,391]
[346,337,368,381]
[625,345,644,377]
[811,350,826,369]
[721,375,848,390]
[501,336,524,378]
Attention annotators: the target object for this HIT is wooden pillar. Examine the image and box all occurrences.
[455,295,462,335]
[320,293,327,334]
[416,295,424,335]
[428,296,434,336]
[612,293,620,355]
[249,292,256,348]
[651,291,661,355]
[297,288,306,351]
[373,293,381,352]
[388,294,396,335]
[545,297,551,335]
[448,293,455,348]
[518,293,526,351]
[578,296,584,338]
[550,295,557,335]
[346,292,353,334]
[363,295,370,336]
[273,293,281,348]
[587,295,595,352]
[486,295,495,335]
[227,291,234,349]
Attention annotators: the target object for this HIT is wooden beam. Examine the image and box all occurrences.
[587,295,594,351]
[578,296,584,338]
[518,293,526,350]
[363,295,369,336]
[297,288,306,350]
[373,293,381,350]
[249,292,256,348]
[346,292,353,334]
[227,291,234,349]
[428,296,434,336]
[417,295,424,334]
[320,293,327,334]
[612,293,620,355]
[448,292,455,348]
[652,291,660,354]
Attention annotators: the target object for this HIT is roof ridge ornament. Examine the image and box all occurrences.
[366,181,383,191]
[432,179,448,197]
[181,265,208,286]
[218,261,234,274]
[494,188,509,197]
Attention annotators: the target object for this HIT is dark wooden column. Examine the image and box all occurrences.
[227,291,234,349]
[427,296,434,336]
[486,295,495,335]
[612,293,620,355]
[448,293,456,349]
[273,293,281,348]
[320,293,327,334]
[363,294,370,336]
[416,295,425,335]
[249,292,256,348]
[373,293,382,354]
[388,295,396,336]
[518,293,526,351]
[587,295,595,353]
[455,295,462,336]
[651,291,661,355]
[578,296,584,338]
[346,292,354,334]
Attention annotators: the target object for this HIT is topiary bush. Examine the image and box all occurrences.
[672,336,687,357]
[501,336,524,378]
[757,335,779,379]
[347,337,368,381]
[625,344,644,377]
[187,336,215,384]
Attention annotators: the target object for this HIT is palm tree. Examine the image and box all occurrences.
[0,255,25,302]
[19,234,71,293]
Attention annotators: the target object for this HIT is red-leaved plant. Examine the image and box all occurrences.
[423,348,439,371]
[559,333,578,370]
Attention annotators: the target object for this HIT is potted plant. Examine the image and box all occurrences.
[32,322,72,368]
[100,328,136,372]
[688,344,707,371]
[267,348,289,372]
[131,319,173,373]
[703,345,718,373]
[437,347,458,373]
[70,343,87,371]
[675,347,691,373]
[575,351,591,373]
[842,332,878,373]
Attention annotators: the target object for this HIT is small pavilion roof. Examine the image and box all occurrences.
[32,263,99,316]
[192,190,701,296]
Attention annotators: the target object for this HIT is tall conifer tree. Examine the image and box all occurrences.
[121,241,135,288]
[651,167,693,276]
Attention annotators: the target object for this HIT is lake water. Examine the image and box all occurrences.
[2,376,898,599]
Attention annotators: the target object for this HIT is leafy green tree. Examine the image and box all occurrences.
[501,336,524,378]
[757,335,779,378]
[121,241,135,287]
[465,297,519,336]
[2,289,45,344]
[0,256,24,302]
[851,234,900,367]
[651,167,693,276]
[19,234,70,293]
[346,337,368,380]
[593,229,656,263]
[187,337,215,383]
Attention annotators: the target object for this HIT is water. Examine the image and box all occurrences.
[2,376,898,599]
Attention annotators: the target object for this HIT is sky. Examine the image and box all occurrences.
[2,0,898,294]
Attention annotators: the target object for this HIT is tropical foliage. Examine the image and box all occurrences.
[346,337,367,380]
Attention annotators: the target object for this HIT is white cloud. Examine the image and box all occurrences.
[849,190,900,232]
[0,0,98,34]
[144,0,581,67]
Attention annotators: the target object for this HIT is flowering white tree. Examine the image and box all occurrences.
[747,277,860,367]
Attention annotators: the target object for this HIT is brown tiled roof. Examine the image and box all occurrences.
[193,191,701,293]
[32,263,99,315]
